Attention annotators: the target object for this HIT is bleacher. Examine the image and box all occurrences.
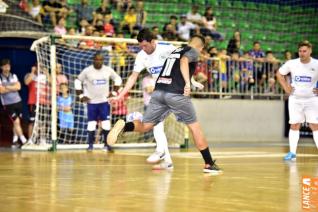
[58,0,318,58]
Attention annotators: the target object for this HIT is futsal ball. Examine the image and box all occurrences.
[126,112,143,122]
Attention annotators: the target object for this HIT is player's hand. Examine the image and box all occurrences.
[0,85,5,93]
[109,95,122,104]
[80,96,90,103]
[285,85,294,96]
[313,88,318,96]
[183,83,191,96]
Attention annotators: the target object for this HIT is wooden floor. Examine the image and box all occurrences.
[0,146,317,212]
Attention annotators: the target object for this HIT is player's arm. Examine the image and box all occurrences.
[180,56,191,96]
[276,64,294,95]
[115,71,140,100]
[24,66,36,85]
[4,81,21,92]
[75,72,90,102]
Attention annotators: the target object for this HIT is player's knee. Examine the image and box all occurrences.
[290,123,301,130]
[87,121,97,131]
[101,120,111,130]
[309,123,318,131]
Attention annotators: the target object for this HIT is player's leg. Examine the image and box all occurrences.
[99,102,113,152]
[12,102,27,145]
[26,104,36,144]
[306,97,318,150]
[108,90,169,145]
[285,97,304,161]
[166,93,221,173]
[87,103,98,151]
[187,121,222,174]
[147,121,173,168]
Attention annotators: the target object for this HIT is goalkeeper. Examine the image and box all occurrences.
[75,53,122,151]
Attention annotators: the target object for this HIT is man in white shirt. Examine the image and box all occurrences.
[75,53,122,151]
[276,40,318,161]
[110,28,176,170]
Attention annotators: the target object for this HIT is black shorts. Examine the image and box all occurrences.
[3,101,23,121]
[29,104,36,123]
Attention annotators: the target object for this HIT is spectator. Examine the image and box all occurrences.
[162,24,178,41]
[249,41,265,90]
[135,0,147,30]
[93,0,112,26]
[0,59,27,147]
[216,49,230,92]
[152,26,163,40]
[66,27,79,47]
[193,54,208,89]
[103,14,115,37]
[240,51,255,89]
[227,30,242,55]
[177,14,197,41]
[19,0,29,12]
[283,50,293,62]
[74,0,94,25]
[200,6,223,41]
[57,83,74,143]
[186,4,203,26]
[28,0,43,25]
[42,0,69,26]
[163,15,178,33]
[56,63,68,93]
[120,6,137,34]
[116,0,133,12]
[54,18,67,35]
[264,51,280,93]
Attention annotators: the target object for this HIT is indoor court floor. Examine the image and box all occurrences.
[0,145,317,212]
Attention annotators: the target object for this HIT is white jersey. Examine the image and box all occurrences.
[279,57,318,98]
[78,65,122,104]
[133,42,176,80]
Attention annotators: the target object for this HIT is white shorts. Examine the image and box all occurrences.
[288,96,318,124]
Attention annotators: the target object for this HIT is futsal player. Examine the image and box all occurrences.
[276,40,318,161]
[108,35,222,174]
[75,53,122,151]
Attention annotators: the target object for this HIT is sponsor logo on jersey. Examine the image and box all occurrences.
[93,79,107,85]
[157,77,172,84]
[149,66,163,74]
[295,76,312,82]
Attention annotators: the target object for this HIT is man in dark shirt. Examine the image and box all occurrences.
[108,35,222,174]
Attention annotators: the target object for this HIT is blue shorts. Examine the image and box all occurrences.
[87,102,110,121]
[59,112,74,129]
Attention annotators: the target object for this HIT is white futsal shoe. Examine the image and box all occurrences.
[146,151,165,163]
[107,119,125,145]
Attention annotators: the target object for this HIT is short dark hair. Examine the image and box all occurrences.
[0,58,10,66]
[137,28,156,43]
[298,40,312,49]
[253,41,260,45]
[190,34,206,46]
[93,52,104,59]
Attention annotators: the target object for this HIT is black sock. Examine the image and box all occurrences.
[200,147,213,165]
[124,122,135,132]
[102,130,109,146]
[88,131,95,147]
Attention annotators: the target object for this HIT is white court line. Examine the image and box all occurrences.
[116,151,318,159]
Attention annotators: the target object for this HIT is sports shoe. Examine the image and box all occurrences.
[203,160,223,174]
[146,151,165,163]
[25,139,34,146]
[107,119,125,145]
[102,145,114,153]
[87,146,93,152]
[11,142,20,149]
[284,152,296,161]
[152,162,173,170]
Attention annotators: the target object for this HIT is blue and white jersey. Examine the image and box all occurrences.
[133,42,176,80]
[78,65,122,104]
[279,57,318,98]
[0,73,21,105]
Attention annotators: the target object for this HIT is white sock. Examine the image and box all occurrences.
[289,129,300,154]
[153,122,172,163]
[313,131,318,149]
[19,135,27,144]
[13,135,18,143]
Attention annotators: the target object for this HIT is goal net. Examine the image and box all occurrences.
[24,35,186,150]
